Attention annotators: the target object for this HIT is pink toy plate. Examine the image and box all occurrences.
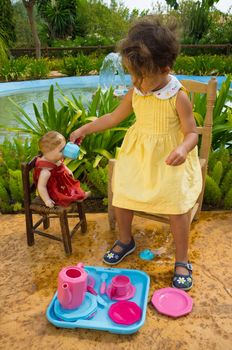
[108,301,142,325]
[106,283,136,301]
[151,287,193,318]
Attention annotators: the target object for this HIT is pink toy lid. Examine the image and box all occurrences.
[108,301,142,325]
[151,287,193,318]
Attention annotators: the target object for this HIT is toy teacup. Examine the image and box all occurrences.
[106,275,136,300]
[62,142,80,159]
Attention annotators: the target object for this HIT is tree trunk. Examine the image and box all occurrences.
[22,0,41,59]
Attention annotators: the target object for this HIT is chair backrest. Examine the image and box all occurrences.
[21,156,38,207]
[180,77,217,162]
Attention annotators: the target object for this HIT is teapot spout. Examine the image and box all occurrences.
[58,282,72,307]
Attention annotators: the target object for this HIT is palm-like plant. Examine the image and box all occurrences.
[56,85,135,177]
[5,85,135,178]
[37,0,76,39]
[194,75,232,151]
[7,85,80,138]
[0,28,8,68]
[45,4,75,38]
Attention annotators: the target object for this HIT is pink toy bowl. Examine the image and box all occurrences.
[108,301,142,325]
[106,275,136,300]
[151,287,193,318]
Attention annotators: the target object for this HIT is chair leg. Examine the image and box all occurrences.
[195,192,204,220]
[77,202,87,233]
[195,165,208,220]
[59,211,72,255]
[108,159,116,230]
[108,205,116,231]
[25,208,34,246]
[43,215,50,229]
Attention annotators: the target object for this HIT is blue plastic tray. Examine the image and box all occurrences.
[46,265,150,334]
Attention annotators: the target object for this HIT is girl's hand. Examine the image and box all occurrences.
[70,129,85,144]
[165,145,187,166]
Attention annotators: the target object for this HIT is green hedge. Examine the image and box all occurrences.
[1,54,232,82]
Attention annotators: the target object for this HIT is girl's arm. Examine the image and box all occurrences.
[70,89,133,143]
[166,90,198,166]
[37,169,55,207]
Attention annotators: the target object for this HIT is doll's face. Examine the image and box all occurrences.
[43,139,66,162]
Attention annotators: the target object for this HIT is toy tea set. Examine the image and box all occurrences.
[46,261,193,334]
[47,263,149,334]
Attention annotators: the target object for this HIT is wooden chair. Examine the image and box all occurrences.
[108,77,217,230]
[21,157,87,255]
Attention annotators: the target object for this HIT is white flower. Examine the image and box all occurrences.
[177,277,186,284]
[187,277,192,282]
[107,252,114,259]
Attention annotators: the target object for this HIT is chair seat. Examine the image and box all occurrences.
[30,196,84,214]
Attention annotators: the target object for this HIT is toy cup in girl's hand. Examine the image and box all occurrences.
[62,142,80,159]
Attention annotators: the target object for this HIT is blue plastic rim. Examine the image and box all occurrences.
[54,292,97,322]
[0,75,228,96]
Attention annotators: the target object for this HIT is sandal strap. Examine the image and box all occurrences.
[175,262,193,272]
[113,239,134,249]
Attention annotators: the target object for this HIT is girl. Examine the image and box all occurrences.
[70,16,202,290]
[34,131,89,208]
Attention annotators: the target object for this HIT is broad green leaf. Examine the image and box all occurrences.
[93,154,103,168]
[93,148,113,160]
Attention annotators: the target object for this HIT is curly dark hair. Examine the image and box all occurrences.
[117,16,180,86]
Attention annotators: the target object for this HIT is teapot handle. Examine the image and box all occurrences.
[77,262,84,269]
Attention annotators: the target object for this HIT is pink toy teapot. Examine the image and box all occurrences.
[57,262,88,309]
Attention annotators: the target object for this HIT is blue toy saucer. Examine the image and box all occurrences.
[54,293,97,322]
[139,249,155,260]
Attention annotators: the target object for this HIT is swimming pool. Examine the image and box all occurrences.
[0,75,228,140]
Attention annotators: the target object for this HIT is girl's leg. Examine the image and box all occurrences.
[112,207,134,253]
[169,211,191,275]
[103,207,135,264]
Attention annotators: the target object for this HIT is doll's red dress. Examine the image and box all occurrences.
[33,158,86,207]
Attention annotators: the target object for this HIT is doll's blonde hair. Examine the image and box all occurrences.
[39,131,65,154]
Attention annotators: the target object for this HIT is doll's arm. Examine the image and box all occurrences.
[37,169,55,207]
[64,164,74,177]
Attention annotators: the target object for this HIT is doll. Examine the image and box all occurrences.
[33,131,90,208]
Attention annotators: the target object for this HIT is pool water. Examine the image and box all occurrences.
[0,86,95,137]
[0,75,228,141]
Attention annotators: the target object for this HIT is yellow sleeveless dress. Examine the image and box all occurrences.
[112,75,202,215]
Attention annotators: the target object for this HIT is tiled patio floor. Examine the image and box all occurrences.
[0,211,231,350]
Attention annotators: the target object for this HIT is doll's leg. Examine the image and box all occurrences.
[169,210,191,275]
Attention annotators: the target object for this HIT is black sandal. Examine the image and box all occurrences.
[103,238,136,265]
[172,262,193,291]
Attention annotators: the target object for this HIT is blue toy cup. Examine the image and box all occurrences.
[62,142,80,159]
